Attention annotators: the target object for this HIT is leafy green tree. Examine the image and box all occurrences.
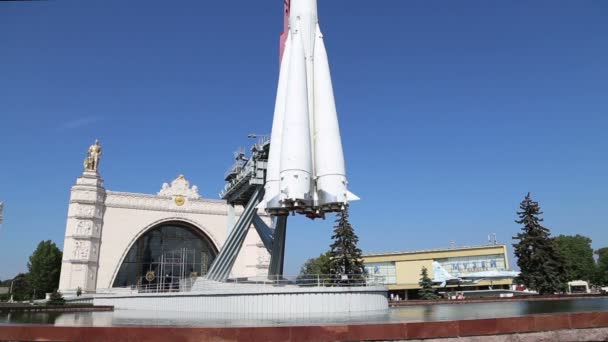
[595,247,608,286]
[418,266,439,300]
[553,235,596,281]
[329,206,366,284]
[597,248,608,259]
[10,273,33,301]
[0,278,9,302]
[512,193,567,294]
[297,251,332,285]
[299,252,331,276]
[27,240,63,299]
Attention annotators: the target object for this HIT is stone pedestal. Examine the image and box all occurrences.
[58,171,106,294]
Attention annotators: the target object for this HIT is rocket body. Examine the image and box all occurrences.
[262,0,358,217]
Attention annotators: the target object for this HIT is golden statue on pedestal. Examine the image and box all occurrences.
[84,139,102,172]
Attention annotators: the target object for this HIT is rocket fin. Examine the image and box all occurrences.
[346,191,360,202]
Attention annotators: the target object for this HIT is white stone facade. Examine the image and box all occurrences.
[59,172,270,293]
[92,283,389,316]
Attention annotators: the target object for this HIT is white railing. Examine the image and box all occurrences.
[96,274,385,295]
[97,276,197,295]
[229,274,386,287]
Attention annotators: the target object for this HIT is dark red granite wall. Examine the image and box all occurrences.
[0,311,607,341]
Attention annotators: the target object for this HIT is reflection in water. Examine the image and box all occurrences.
[1,297,607,327]
[0,312,62,325]
[391,298,608,323]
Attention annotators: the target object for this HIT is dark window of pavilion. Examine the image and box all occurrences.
[112,222,217,288]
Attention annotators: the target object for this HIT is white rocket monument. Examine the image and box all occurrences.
[261,0,359,218]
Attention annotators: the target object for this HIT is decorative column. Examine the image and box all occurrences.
[58,140,105,294]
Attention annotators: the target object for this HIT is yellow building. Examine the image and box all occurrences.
[362,244,513,299]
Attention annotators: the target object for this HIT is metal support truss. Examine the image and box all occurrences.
[207,138,290,282]
[252,214,274,253]
[268,216,287,278]
[205,187,264,282]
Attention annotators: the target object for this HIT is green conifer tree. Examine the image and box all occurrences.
[47,291,65,306]
[329,206,366,285]
[513,193,567,294]
[418,266,439,300]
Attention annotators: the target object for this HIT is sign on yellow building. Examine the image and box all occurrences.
[363,244,512,292]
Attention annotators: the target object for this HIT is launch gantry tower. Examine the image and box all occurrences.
[204,138,287,281]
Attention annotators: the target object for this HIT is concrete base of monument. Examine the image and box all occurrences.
[92,279,389,316]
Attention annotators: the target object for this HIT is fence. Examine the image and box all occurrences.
[96,274,385,295]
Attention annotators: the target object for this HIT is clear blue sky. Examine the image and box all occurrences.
[1,1,607,280]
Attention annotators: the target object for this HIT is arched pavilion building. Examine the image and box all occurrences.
[58,143,270,294]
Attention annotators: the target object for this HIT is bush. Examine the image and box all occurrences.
[47,291,65,306]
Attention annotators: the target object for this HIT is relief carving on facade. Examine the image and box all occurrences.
[158,175,201,199]
[73,240,90,260]
[104,191,233,216]
[75,220,93,235]
[71,191,97,202]
[76,205,95,217]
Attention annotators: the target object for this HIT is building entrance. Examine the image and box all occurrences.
[112,223,217,288]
